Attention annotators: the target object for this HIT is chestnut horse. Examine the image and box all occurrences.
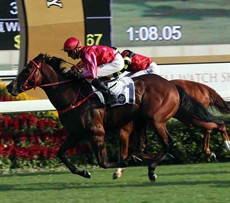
[171,79,230,157]
[114,79,230,179]
[6,53,223,181]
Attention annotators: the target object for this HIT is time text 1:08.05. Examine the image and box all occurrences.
[127,25,182,42]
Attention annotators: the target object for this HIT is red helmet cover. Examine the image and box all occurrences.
[63,37,82,51]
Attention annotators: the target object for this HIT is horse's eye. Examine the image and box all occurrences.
[23,68,31,75]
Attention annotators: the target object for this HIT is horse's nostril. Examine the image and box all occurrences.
[6,84,12,92]
[19,86,25,92]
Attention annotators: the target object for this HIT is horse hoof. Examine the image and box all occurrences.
[112,168,125,180]
[82,170,91,178]
[112,172,119,180]
[210,152,217,161]
[224,140,230,151]
[148,172,157,182]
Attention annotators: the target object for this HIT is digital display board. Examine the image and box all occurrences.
[12,0,229,70]
[0,0,20,50]
[83,0,111,46]
[112,0,229,47]
[111,0,229,63]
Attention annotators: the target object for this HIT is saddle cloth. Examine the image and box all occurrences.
[95,77,135,107]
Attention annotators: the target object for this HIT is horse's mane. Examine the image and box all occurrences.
[39,53,65,73]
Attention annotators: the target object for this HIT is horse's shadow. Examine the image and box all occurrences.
[158,170,230,176]
[143,5,229,20]
[0,178,229,191]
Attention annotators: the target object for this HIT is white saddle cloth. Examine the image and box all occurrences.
[107,77,135,106]
[94,77,135,107]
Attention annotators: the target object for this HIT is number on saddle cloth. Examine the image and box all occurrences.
[107,77,135,106]
[91,78,135,106]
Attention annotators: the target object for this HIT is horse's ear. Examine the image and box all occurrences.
[43,53,48,59]
[34,53,43,61]
[37,53,45,59]
[38,53,49,63]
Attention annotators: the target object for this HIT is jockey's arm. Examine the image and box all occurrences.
[81,54,98,79]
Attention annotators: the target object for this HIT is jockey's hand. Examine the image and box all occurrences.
[71,62,84,73]
[73,72,83,79]
[64,69,83,79]
[64,69,75,79]
[76,61,85,70]
[100,76,111,82]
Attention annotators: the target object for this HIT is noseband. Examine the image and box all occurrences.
[22,60,41,90]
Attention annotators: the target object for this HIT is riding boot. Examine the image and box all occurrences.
[92,78,118,105]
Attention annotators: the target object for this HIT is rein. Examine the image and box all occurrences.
[58,91,95,114]
[40,80,73,87]
[38,59,82,87]
[62,59,82,73]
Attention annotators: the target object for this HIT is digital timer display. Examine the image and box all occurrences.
[0,0,20,50]
[111,0,230,49]
[126,26,182,42]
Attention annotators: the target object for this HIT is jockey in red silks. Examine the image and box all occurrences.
[109,49,160,78]
[62,37,124,105]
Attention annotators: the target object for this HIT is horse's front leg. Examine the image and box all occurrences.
[90,124,120,169]
[57,132,91,178]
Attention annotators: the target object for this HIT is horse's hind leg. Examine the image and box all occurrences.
[57,132,91,178]
[119,121,147,164]
[203,129,212,155]
[113,121,149,180]
[203,129,216,160]
[112,122,133,180]
[193,119,230,158]
[119,122,133,162]
[219,125,230,151]
[148,122,174,182]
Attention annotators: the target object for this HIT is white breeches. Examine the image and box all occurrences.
[97,54,124,77]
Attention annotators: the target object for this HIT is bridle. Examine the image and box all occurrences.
[22,60,41,90]
[22,59,73,90]
[21,58,96,114]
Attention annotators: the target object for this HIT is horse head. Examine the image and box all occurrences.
[6,53,66,96]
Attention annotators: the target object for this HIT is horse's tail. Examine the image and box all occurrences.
[205,85,230,114]
[176,85,224,125]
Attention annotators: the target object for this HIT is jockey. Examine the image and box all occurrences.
[62,37,124,105]
[109,50,160,78]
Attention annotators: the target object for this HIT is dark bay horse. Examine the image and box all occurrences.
[6,53,223,181]
[114,79,229,179]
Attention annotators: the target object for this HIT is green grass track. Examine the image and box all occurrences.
[0,162,229,203]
